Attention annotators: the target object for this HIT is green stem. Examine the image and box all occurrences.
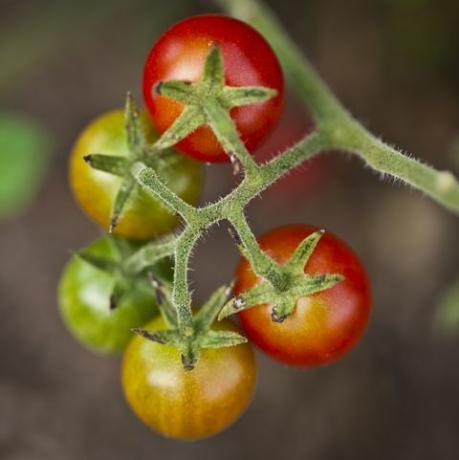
[218,0,459,215]
[227,210,287,290]
[131,161,197,222]
[124,236,176,274]
[173,228,200,335]
[340,127,459,214]
[203,98,259,176]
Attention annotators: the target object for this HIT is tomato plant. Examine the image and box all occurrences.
[60,0,459,443]
[58,238,163,354]
[234,225,371,366]
[69,109,203,240]
[122,316,256,440]
[143,14,284,162]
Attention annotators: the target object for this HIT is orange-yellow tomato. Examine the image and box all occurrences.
[69,110,203,240]
[121,317,257,440]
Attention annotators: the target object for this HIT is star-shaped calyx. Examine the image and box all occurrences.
[83,93,167,233]
[77,235,170,311]
[218,230,344,323]
[132,281,247,370]
[153,44,277,168]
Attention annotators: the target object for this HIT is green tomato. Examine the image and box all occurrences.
[58,238,159,354]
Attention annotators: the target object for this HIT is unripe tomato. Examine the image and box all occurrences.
[69,110,203,240]
[234,225,371,366]
[143,14,284,162]
[58,238,158,354]
[122,316,257,440]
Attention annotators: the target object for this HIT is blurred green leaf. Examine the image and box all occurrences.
[0,113,51,218]
[435,280,459,337]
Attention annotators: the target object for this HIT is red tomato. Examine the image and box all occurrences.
[143,14,284,163]
[234,225,371,366]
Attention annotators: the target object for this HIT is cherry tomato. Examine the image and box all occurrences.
[122,316,257,440]
[143,14,284,162]
[69,110,203,240]
[58,238,158,354]
[234,225,371,366]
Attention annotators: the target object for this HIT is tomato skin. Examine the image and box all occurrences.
[122,316,257,440]
[234,225,371,366]
[69,110,203,240]
[143,14,284,163]
[58,238,158,354]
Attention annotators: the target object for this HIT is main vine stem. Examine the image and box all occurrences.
[122,0,459,365]
[217,0,459,214]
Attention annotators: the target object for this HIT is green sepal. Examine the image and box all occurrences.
[221,86,278,108]
[202,44,225,89]
[147,273,178,328]
[156,80,196,105]
[219,272,343,321]
[109,177,134,233]
[287,230,325,273]
[83,154,128,176]
[199,330,247,348]
[154,106,205,150]
[125,92,146,156]
[131,327,182,345]
[107,234,137,259]
[193,283,233,332]
[75,251,118,274]
[124,234,176,274]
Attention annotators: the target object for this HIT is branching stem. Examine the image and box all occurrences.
[113,0,459,359]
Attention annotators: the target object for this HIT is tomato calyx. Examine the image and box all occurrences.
[132,282,247,370]
[77,235,169,311]
[153,45,277,171]
[82,93,179,233]
[219,230,344,322]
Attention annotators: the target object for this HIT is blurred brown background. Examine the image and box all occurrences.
[1,0,459,458]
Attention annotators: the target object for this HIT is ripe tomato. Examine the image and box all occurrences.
[69,110,203,240]
[143,14,284,163]
[58,238,159,354]
[122,316,257,440]
[234,225,371,366]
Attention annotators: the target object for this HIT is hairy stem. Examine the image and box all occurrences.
[218,0,459,215]
[228,210,287,289]
[173,228,200,335]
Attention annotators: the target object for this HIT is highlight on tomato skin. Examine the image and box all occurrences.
[143,14,285,163]
[121,316,257,441]
[234,224,371,367]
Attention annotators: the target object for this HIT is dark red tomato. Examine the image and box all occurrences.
[234,225,371,366]
[143,14,284,163]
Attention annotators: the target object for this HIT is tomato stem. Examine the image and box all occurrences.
[114,3,459,366]
[218,0,459,214]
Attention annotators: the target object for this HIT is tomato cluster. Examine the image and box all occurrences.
[59,14,371,442]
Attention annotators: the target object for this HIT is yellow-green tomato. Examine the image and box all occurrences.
[69,110,204,241]
[58,238,158,354]
[121,316,257,440]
